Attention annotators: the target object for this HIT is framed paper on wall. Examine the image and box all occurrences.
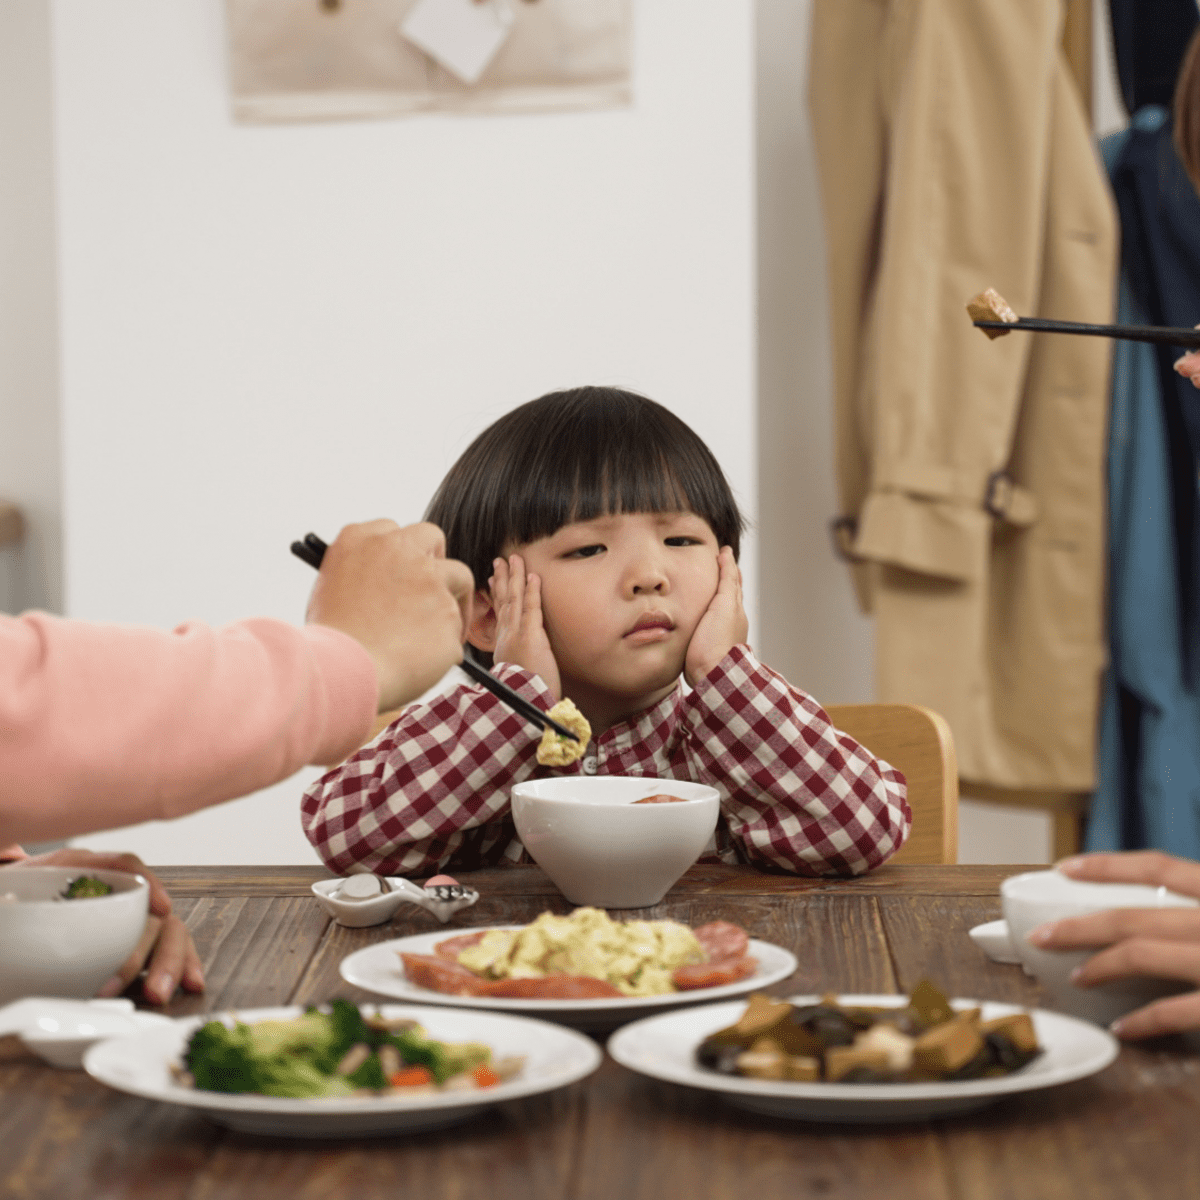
[225,0,633,123]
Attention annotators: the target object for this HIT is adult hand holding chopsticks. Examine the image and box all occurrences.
[307,520,474,714]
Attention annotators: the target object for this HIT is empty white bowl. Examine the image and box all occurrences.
[511,776,720,908]
[0,866,150,1005]
[1001,868,1199,1027]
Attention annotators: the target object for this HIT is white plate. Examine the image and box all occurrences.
[83,1004,601,1138]
[607,994,1119,1123]
[339,928,799,1032]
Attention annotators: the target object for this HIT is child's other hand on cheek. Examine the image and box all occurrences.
[684,546,749,687]
[491,554,562,701]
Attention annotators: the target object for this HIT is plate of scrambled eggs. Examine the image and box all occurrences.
[340,910,798,1032]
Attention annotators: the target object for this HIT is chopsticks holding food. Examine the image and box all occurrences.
[967,288,1200,349]
[290,532,582,743]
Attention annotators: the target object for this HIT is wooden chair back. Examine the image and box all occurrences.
[825,703,959,865]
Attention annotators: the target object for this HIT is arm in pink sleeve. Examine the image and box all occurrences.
[0,612,378,846]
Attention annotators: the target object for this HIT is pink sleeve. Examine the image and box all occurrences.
[0,612,378,846]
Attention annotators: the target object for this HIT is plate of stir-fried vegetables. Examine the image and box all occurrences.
[84,1000,601,1136]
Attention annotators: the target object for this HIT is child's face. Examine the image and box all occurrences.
[509,510,721,713]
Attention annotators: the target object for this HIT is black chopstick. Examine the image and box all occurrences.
[974,317,1200,349]
[289,532,581,743]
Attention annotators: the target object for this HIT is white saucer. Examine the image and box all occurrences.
[0,997,174,1068]
[968,918,1023,965]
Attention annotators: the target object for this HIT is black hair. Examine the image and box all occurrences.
[425,385,745,617]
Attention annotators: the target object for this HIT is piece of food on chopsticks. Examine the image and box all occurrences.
[695,982,1041,1084]
[400,908,757,999]
[536,698,592,767]
[966,288,1020,338]
[175,999,523,1098]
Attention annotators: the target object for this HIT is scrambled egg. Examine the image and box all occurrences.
[536,698,591,767]
[456,908,704,996]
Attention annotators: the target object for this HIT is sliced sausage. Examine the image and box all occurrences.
[480,974,623,999]
[673,956,758,990]
[399,952,487,995]
[693,921,750,963]
[433,930,489,961]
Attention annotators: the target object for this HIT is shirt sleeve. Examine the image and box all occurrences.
[300,663,556,876]
[0,612,378,847]
[679,645,911,875]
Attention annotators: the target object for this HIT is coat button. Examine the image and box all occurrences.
[582,757,598,775]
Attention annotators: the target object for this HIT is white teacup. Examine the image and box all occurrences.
[511,776,720,908]
[1001,868,1199,1027]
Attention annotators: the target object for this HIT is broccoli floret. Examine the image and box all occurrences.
[62,876,113,899]
[346,1052,388,1090]
[184,1021,265,1094]
[184,1018,353,1099]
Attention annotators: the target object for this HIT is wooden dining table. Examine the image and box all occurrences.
[3,861,1199,1200]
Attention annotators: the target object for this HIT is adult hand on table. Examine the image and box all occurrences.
[1029,851,1200,1039]
[307,520,475,713]
[21,848,204,1006]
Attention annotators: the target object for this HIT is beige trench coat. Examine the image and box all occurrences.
[808,0,1117,791]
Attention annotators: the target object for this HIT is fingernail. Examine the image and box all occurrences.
[1056,856,1085,875]
[1070,966,1085,983]
[1109,1018,1126,1036]
[1028,922,1055,946]
[96,975,123,998]
[149,972,175,1003]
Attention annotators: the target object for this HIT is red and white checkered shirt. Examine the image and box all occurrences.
[301,644,910,878]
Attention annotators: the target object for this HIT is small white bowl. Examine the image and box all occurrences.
[0,866,150,1005]
[510,776,720,908]
[1001,868,1199,1027]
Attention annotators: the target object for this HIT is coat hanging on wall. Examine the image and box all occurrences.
[225,0,631,123]
[808,0,1118,793]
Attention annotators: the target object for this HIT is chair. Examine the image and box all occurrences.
[825,704,958,865]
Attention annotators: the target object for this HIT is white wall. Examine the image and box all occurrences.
[12,0,1113,866]
[51,0,757,864]
[754,0,874,704]
[0,4,63,617]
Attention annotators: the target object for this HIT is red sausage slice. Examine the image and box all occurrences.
[480,974,623,999]
[693,921,751,963]
[672,956,758,990]
[399,952,487,995]
[433,930,490,960]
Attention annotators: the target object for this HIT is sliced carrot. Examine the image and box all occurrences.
[389,1066,434,1087]
[472,1064,501,1089]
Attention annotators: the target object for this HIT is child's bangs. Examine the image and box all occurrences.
[503,397,741,551]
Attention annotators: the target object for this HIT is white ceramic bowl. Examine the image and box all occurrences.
[1001,868,1199,1027]
[0,866,150,1004]
[510,776,720,908]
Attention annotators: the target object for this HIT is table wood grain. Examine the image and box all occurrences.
[3,864,1199,1200]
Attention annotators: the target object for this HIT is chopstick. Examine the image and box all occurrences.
[974,317,1200,349]
[290,532,582,743]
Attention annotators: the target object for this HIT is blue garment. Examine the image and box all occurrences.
[1089,111,1200,856]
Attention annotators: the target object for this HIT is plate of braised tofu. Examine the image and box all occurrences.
[607,982,1119,1122]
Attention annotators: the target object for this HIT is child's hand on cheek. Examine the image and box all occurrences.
[684,547,749,687]
[490,554,562,701]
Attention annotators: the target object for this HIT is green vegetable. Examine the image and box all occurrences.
[181,1003,495,1098]
[62,876,113,899]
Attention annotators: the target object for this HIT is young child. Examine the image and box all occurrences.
[302,387,910,877]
